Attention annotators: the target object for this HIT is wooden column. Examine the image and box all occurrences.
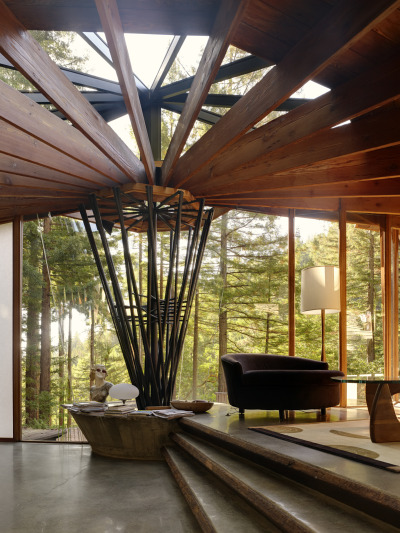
[392,230,399,380]
[338,206,347,406]
[382,216,392,379]
[13,216,22,441]
[288,209,295,356]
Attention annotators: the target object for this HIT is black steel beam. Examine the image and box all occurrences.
[165,93,310,111]
[156,54,272,99]
[162,102,221,126]
[78,31,114,67]
[150,35,186,92]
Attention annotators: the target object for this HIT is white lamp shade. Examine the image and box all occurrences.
[301,266,340,315]
[109,383,139,401]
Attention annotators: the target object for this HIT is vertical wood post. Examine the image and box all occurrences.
[288,209,295,356]
[13,216,22,441]
[382,215,392,378]
[392,230,399,380]
[338,206,347,406]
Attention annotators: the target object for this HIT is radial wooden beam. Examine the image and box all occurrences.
[0,79,128,184]
[0,0,146,183]
[0,120,119,188]
[0,172,92,193]
[208,197,339,211]
[161,0,245,185]
[95,0,155,184]
[0,197,89,219]
[184,53,400,191]
[0,153,103,190]
[204,145,400,200]
[207,176,400,202]
[169,0,400,188]
[192,103,400,197]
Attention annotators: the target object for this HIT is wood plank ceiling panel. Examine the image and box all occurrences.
[0,0,146,183]
[95,0,155,184]
[168,0,400,189]
[3,0,218,34]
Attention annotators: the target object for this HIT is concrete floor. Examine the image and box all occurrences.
[2,404,400,532]
[0,442,200,533]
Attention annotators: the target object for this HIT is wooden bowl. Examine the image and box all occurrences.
[171,400,214,413]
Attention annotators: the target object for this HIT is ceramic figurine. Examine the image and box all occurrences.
[90,364,113,403]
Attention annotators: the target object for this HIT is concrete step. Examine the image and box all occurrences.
[163,445,281,533]
[179,417,400,529]
[168,431,399,533]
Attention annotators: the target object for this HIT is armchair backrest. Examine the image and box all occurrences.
[221,353,329,373]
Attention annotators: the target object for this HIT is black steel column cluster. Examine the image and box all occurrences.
[79,186,213,408]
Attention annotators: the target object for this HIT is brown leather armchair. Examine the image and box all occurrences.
[221,353,344,419]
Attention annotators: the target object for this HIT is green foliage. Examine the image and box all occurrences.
[0,31,86,91]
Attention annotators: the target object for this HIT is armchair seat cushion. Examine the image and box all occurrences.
[241,369,344,387]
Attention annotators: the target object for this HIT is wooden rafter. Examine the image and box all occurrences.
[0,0,146,183]
[0,153,103,190]
[168,0,400,188]
[161,0,245,185]
[95,0,155,184]
[0,173,92,193]
[208,177,400,201]
[183,53,400,191]
[0,78,128,183]
[0,121,118,188]
[192,103,400,197]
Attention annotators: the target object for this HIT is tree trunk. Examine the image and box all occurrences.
[192,289,199,399]
[90,305,95,386]
[58,303,65,428]
[39,216,52,425]
[25,306,40,425]
[265,313,271,353]
[67,300,73,427]
[367,232,375,362]
[25,228,41,425]
[218,213,228,393]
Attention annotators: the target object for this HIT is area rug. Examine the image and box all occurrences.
[249,419,400,472]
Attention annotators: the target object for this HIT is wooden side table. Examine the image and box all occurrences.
[332,376,400,443]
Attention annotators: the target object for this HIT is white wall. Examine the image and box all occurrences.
[0,223,14,438]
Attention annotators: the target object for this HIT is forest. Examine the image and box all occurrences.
[22,211,384,430]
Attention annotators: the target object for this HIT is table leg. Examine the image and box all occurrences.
[367,382,400,443]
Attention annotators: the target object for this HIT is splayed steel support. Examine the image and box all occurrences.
[80,185,213,409]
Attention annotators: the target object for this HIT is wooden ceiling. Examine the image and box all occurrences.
[0,0,400,227]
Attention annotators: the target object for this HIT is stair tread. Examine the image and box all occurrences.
[173,432,398,533]
[164,446,281,533]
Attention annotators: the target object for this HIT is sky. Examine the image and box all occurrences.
[71,33,331,241]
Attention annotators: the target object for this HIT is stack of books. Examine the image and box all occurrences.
[62,401,107,413]
[104,404,138,416]
[151,408,195,419]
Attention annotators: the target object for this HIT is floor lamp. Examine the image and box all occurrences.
[301,266,340,362]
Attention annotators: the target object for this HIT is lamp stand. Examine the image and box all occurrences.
[321,308,326,362]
